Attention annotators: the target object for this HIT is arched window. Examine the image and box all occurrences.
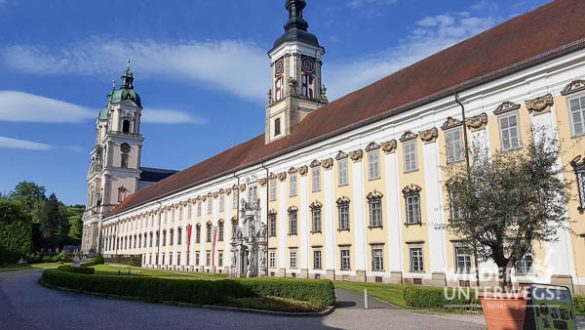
[274,118,281,136]
[162,230,167,246]
[169,229,174,246]
[218,221,224,242]
[177,227,182,245]
[120,143,130,168]
[195,224,201,243]
[122,120,131,133]
[206,222,213,242]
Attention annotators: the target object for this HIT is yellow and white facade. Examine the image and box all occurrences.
[85,0,585,294]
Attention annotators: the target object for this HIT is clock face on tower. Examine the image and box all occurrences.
[301,56,315,73]
[275,58,284,76]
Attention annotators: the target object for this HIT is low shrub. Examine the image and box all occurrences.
[403,286,479,311]
[94,254,104,265]
[41,269,335,310]
[57,265,95,275]
[575,296,585,316]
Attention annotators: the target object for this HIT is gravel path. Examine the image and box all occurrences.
[0,269,491,329]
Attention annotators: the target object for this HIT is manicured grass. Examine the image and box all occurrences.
[0,262,60,273]
[92,264,228,280]
[334,281,409,308]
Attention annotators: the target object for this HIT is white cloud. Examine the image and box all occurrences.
[0,136,53,151]
[347,0,398,8]
[0,90,203,125]
[2,39,269,102]
[325,11,498,99]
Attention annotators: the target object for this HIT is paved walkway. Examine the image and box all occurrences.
[0,270,488,329]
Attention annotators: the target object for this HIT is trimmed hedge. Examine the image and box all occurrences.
[57,265,95,275]
[41,268,335,309]
[403,286,479,311]
[575,296,585,316]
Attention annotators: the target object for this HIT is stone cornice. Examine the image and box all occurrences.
[402,184,422,195]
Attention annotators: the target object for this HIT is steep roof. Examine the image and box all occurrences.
[112,0,585,216]
[140,167,179,183]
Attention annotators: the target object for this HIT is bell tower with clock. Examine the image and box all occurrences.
[265,0,328,144]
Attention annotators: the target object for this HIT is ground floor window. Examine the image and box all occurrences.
[176,252,181,266]
[195,252,200,266]
[269,250,276,269]
[371,246,384,271]
[515,254,533,275]
[409,247,423,272]
[340,248,351,271]
[455,247,471,274]
[218,251,223,267]
[290,249,297,269]
[313,250,322,270]
[169,253,173,266]
[206,251,211,267]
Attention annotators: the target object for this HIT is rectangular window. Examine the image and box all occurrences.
[269,250,276,269]
[410,248,424,272]
[311,207,322,233]
[405,194,421,225]
[368,150,380,180]
[176,253,181,266]
[269,215,277,237]
[338,158,348,186]
[197,202,202,217]
[290,249,297,269]
[338,203,350,231]
[403,141,418,172]
[289,212,298,235]
[569,95,585,136]
[445,128,464,163]
[312,167,321,192]
[207,198,212,215]
[269,179,277,201]
[499,113,521,151]
[313,250,322,270]
[233,191,239,209]
[448,189,463,221]
[289,173,297,197]
[206,224,212,242]
[195,226,201,243]
[372,246,384,271]
[515,255,533,275]
[340,248,351,271]
[455,247,472,274]
[218,251,223,267]
[195,252,200,266]
[369,198,383,228]
[219,195,225,212]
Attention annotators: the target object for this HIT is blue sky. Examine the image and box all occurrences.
[0,0,549,205]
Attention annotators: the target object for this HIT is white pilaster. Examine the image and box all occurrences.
[278,180,287,269]
[324,167,335,270]
[299,175,309,270]
[352,160,367,271]
[384,151,404,273]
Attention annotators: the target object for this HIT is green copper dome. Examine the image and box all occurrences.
[111,88,142,107]
[98,107,109,121]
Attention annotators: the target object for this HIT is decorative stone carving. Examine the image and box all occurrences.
[239,184,247,192]
[321,158,334,170]
[201,196,207,202]
[207,192,213,198]
[399,131,418,142]
[525,94,554,114]
[219,189,225,194]
[336,196,350,204]
[310,159,321,168]
[268,173,277,180]
[288,167,298,174]
[232,184,239,191]
[419,127,439,143]
[213,192,219,199]
[268,209,278,216]
[288,206,298,213]
[298,166,308,176]
[365,142,380,151]
[350,149,363,162]
[196,195,202,201]
[226,188,232,195]
[278,172,287,181]
[494,101,521,115]
[465,113,488,130]
[561,80,585,96]
[258,178,267,186]
[402,184,422,195]
[309,201,323,209]
[366,190,384,200]
[571,155,585,169]
[336,150,349,160]
[441,117,463,130]
[381,139,398,154]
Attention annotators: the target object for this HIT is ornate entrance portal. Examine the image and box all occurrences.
[230,199,267,278]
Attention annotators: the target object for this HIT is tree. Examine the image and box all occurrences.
[66,205,85,245]
[447,128,568,288]
[9,181,47,224]
[0,200,32,264]
[42,193,66,248]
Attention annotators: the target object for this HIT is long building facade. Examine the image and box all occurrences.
[83,0,585,293]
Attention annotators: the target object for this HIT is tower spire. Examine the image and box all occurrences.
[120,59,134,89]
[285,0,308,31]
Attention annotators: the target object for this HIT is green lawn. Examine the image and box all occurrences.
[334,281,409,308]
[92,264,228,280]
[0,262,61,273]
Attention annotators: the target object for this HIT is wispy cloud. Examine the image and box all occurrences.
[0,136,53,151]
[2,39,269,102]
[347,0,398,8]
[325,10,499,99]
[0,90,203,125]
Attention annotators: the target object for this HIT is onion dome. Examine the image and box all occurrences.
[272,0,320,51]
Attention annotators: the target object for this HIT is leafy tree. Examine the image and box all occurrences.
[9,181,47,224]
[0,200,32,264]
[42,193,66,248]
[447,129,569,288]
[66,205,85,245]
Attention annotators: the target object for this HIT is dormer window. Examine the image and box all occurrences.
[274,118,282,136]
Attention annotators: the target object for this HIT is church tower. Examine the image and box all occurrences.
[82,62,144,254]
[265,0,328,144]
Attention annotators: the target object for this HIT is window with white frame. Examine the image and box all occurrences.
[448,187,463,221]
[571,157,585,210]
[499,112,521,151]
[312,166,321,192]
[218,251,223,267]
[569,95,585,136]
[169,230,174,245]
[218,221,224,241]
[337,198,350,231]
[219,195,225,212]
[445,127,465,163]
[269,250,276,269]
[403,141,418,172]
[372,246,384,271]
[368,150,380,180]
[515,254,533,275]
[206,251,211,266]
[338,158,348,186]
[195,225,201,243]
[404,187,421,225]
[177,228,182,245]
[311,204,322,233]
[289,173,297,197]
[197,202,202,217]
[269,178,277,201]
[269,214,277,237]
[290,249,297,269]
[313,250,322,270]
[206,223,212,242]
[340,248,351,271]
[367,193,383,228]
[409,247,424,272]
[288,210,298,235]
[455,247,472,274]
[207,198,212,215]
[233,190,239,209]
[195,252,200,266]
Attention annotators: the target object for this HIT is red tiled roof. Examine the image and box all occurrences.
[112,0,585,215]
